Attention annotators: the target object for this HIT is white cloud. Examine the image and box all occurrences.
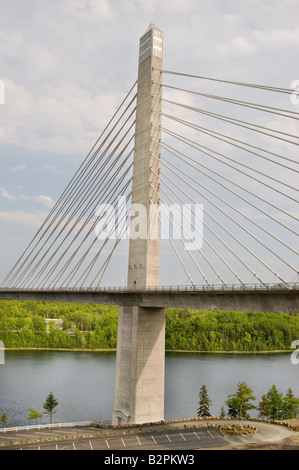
[0,187,55,208]
[0,76,124,155]
[253,27,299,47]
[223,14,244,26]
[10,165,26,172]
[44,165,58,173]
[0,187,17,201]
[0,211,48,227]
[33,194,55,209]
[62,0,114,19]
[26,44,58,75]
[216,36,255,58]
[124,0,196,13]
[88,0,114,19]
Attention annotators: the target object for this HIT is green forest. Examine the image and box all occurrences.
[0,300,298,352]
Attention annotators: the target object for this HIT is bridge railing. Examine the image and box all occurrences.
[0,282,298,293]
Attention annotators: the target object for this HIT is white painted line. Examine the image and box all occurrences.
[180,433,186,441]
[105,439,110,449]
[151,435,157,444]
[166,434,172,442]
[121,437,126,447]
[207,430,214,438]
[89,440,93,450]
[51,429,76,435]
[219,429,227,438]
[15,433,44,439]
[136,436,142,446]
[56,444,59,450]
[193,432,201,440]
[73,442,76,450]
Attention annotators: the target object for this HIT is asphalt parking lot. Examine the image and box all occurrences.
[0,419,296,451]
[0,425,236,450]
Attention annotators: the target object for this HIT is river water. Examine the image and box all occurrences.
[0,350,298,426]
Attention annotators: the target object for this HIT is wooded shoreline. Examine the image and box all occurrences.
[1,300,298,353]
[3,347,294,354]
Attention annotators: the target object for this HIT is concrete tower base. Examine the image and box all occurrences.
[112,305,165,425]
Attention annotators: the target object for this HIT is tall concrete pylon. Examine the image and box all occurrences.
[112,25,165,425]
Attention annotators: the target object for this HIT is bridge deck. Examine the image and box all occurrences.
[0,285,298,313]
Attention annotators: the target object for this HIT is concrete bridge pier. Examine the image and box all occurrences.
[112,305,165,425]
[112,25,165,425]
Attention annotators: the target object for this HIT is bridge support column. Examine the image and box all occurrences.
[112,305,165,425]
[112,24,164,425]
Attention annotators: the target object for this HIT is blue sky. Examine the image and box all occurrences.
[0,0,298,286]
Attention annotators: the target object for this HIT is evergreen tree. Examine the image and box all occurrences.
[220,406,226,418]
[226,382,256,419]
[258,385,283,420]
[281,388,299,419]
[197,385,212,417]
[43,392,59,424]
[0,412,8,427]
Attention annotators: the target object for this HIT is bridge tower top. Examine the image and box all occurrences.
[127,25,163,288]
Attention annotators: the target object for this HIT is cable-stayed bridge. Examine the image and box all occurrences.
[1,43,298,294]
[0,25,298,425]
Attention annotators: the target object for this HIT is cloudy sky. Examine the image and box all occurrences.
[0,0,298,286]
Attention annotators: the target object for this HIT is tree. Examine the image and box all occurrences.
[0,412,8,427]
[226,382,256,419]
[281,388,299,419]
[27,408,43,424]
[197,385,212,417]
[258,385,283,420]
[43,392,59,424]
